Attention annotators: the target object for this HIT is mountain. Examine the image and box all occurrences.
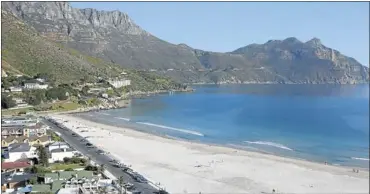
[1,9,185,91]
[2,2,369,84]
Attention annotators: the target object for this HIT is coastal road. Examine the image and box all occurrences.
[41,118,159,194]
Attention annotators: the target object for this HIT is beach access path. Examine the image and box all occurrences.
[41,118,159,194]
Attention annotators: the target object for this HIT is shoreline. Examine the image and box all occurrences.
[73,113,370,171]
[76,113,370,171]
[50,114,369,193]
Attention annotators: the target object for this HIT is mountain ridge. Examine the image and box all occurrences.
[2,1,369,84]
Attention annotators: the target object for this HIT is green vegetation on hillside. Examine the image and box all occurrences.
[1,10,188,90]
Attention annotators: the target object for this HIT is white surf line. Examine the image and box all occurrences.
[136,121,204,137]
[244,141,293,151]
[114,117,131,121]
[351,157,370,161]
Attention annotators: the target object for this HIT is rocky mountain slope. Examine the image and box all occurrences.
[2,1,369,84]
[1,9,185,91]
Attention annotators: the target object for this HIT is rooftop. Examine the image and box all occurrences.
[1,161,31,170]
[31,184,51,193]
[49,141,69,147]
[1,172,35,184]
[45,171,94,180]
[8,143,31,152]
[50,148,75,153]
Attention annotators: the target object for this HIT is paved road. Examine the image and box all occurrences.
[42,118,159,194]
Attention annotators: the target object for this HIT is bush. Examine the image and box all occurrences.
[64,168,74,171]
[1,94,16,109]
[63,157,71,163]
[84,165,98,171]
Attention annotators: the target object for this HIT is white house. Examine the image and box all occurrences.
[9,87,22,92]
[48,148,78,163]
[36,78,46,83]
[108,79,131,88]
[4,143,37,162]
[48,142,70,152]
[23,83,48,90]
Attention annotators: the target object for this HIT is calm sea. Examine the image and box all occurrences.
[76,84,369,168]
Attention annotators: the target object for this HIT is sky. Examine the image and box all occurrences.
[71,2,369,66]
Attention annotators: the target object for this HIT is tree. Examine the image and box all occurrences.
[1,94,16,109]
[118,176,126,194]
[81,85,90,96]
[36,146,49,167]
[28,176,38,184]
[98,164,105,175]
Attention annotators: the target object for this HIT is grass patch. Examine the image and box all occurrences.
[49,163,83,171]
[1,106,34,116]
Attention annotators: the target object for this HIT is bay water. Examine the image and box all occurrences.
[76,84,369,168]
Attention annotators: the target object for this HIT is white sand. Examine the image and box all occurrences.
[51,114,369,194]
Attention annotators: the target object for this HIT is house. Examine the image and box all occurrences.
[1,172,36,193]
[35,78,45,83]
[107,79,131,88]
[2,135,50,147]
[48,148,78,163]
[1,161,31,173]
[48,142,70,152]
[44,171,94,184]
[2,123,48,138]
[23,83,48,90]
[9,87,22,92]
[2,116,39,126]
[3,143,37,162]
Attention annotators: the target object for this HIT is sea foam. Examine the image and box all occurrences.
[244,141,293,151]
[114,117,131,121]
[136,122,204,137]
[351,157,370,161]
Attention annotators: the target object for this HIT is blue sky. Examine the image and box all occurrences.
[71,2,369,66]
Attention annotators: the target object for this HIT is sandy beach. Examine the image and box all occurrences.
[50,114,369,194]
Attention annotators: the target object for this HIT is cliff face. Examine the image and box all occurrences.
[2,1,369,84]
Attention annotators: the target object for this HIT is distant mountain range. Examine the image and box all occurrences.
[2,2,369,84]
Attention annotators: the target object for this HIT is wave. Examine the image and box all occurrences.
[244,141,293,151]
[136,122,204,137]
[351,157,370,161]
[114,117,130,121]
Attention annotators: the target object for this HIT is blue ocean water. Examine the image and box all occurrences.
[77,84,369,168]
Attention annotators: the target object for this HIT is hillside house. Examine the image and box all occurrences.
[2,143,38,162]
[48,142,70,152]
[1,161,31,173]
[1,172,36,193]
[23,83,48,90]
[107,79,131,88]
[48,148,77,163]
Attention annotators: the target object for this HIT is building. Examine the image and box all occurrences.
[44,171,94,184]
[108,79,131,88]
[2,143,37,162]
[1,124,48,139]
[35,78,46,83]
[1,172,36,193]
[2,116,39,126]
[2,136,50,147]
[23,83,48,90]
[8,87,22,92]
[48,142,70,152]
[1,161,31,173]
[48,148,78,163]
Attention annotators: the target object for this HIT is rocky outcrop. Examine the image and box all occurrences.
[2,2,369,84]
